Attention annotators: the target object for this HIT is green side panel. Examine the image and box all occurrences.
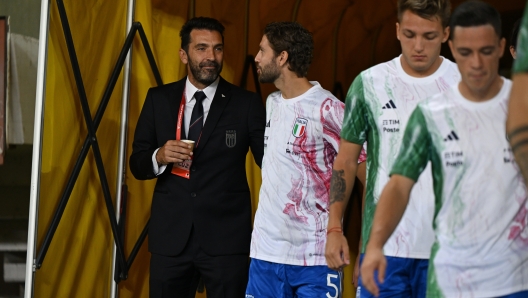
[360,119,381,253]
[341,75,369,144]
[514,2,528,73]
[426,242,445,298]
[398,105,449,298]
[344,73,383,253]
[429,136,445,232]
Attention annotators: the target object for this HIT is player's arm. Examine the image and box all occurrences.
[360,175,415,296]
[325,139,363,270]
[508,11,528,186]
[326,75,368,270]
[508,73,528,186]
[353,160,366,286]
[360,106,431,296]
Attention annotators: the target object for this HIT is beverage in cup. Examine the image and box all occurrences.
[181,139,195,151]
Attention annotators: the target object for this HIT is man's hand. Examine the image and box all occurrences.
[325,232,350,270]
[360,246,386,297]
[156,140,193,165]
[353,253,360,287]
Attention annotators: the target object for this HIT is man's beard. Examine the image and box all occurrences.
[258,60,280,83]
[189,59,222,86]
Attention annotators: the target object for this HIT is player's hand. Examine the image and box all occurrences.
[325,232,350,270]
[360,246,386,297]
[352,253,360,287]
[156,140,193,165]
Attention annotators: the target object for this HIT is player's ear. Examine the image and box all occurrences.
[442,26,450,43]
[180,48,188,64]
[278,51,288,67]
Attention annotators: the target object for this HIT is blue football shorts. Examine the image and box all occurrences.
[357,253,428,298]
[245,258,342,298]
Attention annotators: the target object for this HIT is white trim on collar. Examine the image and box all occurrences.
[185,76,220,103]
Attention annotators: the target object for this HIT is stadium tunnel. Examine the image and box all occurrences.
[23,0,525,297]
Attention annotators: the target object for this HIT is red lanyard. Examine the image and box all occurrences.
[176,90,186,141]
[171,90,192,179]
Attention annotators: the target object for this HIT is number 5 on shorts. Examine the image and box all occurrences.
[326,273,340,298]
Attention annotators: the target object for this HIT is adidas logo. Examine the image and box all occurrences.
[444,131,459,141]
[266,120,270,127]
[382,100,397,109]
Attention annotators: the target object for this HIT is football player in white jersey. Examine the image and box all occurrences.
[246,22,366,297]
[362,2,528,297]
[325,0,458,297]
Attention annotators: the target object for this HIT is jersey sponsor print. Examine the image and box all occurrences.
[341,56,461,258]
[251,82,352,266]
[391,79,528,297]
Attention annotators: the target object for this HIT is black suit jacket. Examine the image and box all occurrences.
[129,77,265,257]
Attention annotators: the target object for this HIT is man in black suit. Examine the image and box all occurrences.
[129,17,265,297]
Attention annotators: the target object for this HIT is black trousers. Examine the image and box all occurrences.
[149,228,249,297]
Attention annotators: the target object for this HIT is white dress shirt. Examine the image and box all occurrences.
[152,77,219,175]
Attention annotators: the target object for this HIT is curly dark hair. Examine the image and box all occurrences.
[398,0,452,28]
[264,22,314,78]
[180,17,225,52]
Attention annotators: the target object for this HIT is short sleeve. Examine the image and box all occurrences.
[341,74,368,145]
[390,106,432,181]
[513,4,528,73]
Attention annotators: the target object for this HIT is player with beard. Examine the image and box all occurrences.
[130,17,265,297]
[245,22,366,297]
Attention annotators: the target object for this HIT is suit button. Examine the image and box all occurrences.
[191,167,196,172]
[191,192,197,198]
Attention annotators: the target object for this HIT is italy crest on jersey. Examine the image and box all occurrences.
[292,118,308,138]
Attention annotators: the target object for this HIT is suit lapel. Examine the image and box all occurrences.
[195,77,231,157]
[169,78,187,140]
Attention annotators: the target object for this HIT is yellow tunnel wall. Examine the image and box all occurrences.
[35,0,525,297]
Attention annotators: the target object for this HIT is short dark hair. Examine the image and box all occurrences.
[397,0,452,28]
[263,22,314,78]
[511,18,522,49]
[449,1,501,40]
[180,17,225,52]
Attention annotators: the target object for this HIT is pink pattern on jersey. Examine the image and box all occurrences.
[283,202,308,224]
[436,77,452,92]
[283,98,344,254]
[321,98,343,147]
[508,203,528,245]
[280,98,343,256]
[283,102,312,223]
[358,146,367,163]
